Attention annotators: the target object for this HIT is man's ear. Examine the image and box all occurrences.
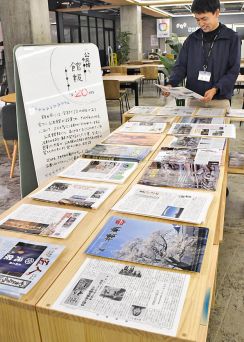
[215,9,220,18]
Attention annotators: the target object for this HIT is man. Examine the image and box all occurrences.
[163,0,241,109]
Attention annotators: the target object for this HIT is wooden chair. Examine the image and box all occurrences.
[2,104,18,178]
[110,66,127,75]
[103,80,130,123]
[141,66,160,94]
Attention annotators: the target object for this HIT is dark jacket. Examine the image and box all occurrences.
[169,24,241,100]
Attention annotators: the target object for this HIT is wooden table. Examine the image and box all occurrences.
[36,130,228,342]
[0,92,16,103]
[103,75,144,106]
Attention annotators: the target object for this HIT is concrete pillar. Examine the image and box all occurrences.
[120,5,142,61]
[0,0,51,92]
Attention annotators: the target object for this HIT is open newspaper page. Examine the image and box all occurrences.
[30,180,116,209]
[102,132,161,146]
[169,136,226,150]
[180,117,224,124]
[168,123,236,138]
[53,258,190,337]
[86,216,209,272]
[129,115,173,123]
[229,152,244,168]
[117,122,167,134]
[140,145,221,190]
[113,184,213,224]
[127,106,159,115]
[83,144,151,163]
[156,107,196,117]
[59,159,138,184]
[0,204,86,238]
[227,108,244,117]
[155,85,203,100]
[195,108,226,117]
[0,236,64,298]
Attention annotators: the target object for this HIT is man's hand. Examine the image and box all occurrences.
[162,84,172,97]
[201,88,217,103]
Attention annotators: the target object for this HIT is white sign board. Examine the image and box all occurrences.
[15,44,110,184]
[157,19,171,38]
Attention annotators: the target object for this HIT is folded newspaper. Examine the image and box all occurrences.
[168,123,236,138]
[0,204,87,239]
[155,85,203,100]
[0,236,64,298]
[30,180,116,209]
[53,258,190,337]
[113,184,213,224]
[59,159,138,184]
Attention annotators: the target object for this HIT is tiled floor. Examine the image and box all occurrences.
[0,84,243,341]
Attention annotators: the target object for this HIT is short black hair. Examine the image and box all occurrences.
[191,0,220,14]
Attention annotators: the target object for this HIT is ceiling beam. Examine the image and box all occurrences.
[56,5,121,12]
[141,6,169,17]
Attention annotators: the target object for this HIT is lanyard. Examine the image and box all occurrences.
[201,32,219,71]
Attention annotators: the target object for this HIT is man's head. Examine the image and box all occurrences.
[191,0,220,33]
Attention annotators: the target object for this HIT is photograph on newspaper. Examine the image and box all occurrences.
[53,258,190,337]
[0,204,86,238]
[83,144,151,163]
[195,107,226,117]
[86,215,209,272]
[179,117,224,124]
[117,122,166,134]
[139,160,220,191]
[168,123,236,138]
[156,106,196,117]
[169,136,226,150]
[0,236,64,298]
[112,184,213,224]
[30,180,116,209]
[129,115,173,124]
[59,159,138,184]
[127,106,159,115]
[102,132,160,146]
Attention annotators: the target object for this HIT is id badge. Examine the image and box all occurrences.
[198,71,211,82]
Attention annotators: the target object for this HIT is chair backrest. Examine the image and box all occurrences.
[2,104,18,140]
[142,66,159,80]
[103,80,120,100]
[110,66,127,75]
[127,60,143,65]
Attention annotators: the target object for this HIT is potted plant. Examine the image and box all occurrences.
[116,31,131,65]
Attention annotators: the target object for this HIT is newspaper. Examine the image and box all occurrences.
[227,108,244,117]
[195,108,226,117]
[117,122,167,134]
[83,144,151,163]
[59,159,138,184]
[85,216,209,272]
[229,152,244,168]
[139,160,220,191]
[127,106,159,115]
[0,204,86,239]
[53,258,190,337]
[102,132,160,146]
[156,106,196,117]
[168,123,236,138]
[30,180,116,209]
[129,115,173,123]
[169,136,226,150]
[155,147,223,165]
[180,117,224,124]
[113,184,213,224]
[155,85,203,100]
[0,236,64,298]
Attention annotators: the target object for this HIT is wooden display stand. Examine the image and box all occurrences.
[35,133,228,342]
